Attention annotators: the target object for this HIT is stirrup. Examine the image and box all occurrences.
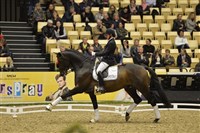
[94,86,105,95]
[45,104,52,112]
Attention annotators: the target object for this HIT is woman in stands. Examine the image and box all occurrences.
[32,3,45,34]
[52,10,61,26]
[185,12,200,33]
[54,20,67,40]
[108,4,118,20]
[175,29,190,53]
[120,40,131,58]
[162,49,175,67]
[128,0,139,15]
[177,49,191,68]
[81,6,95,22]
[46,3,55,20]
[150,49,163,67]
[172,14,186,31]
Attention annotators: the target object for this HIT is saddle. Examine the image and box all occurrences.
[92,62,118,81]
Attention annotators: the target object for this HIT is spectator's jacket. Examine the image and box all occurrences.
[92,43,103,52]
[78,42,90,53]
[42,25,55,38]
[93,25,106,39]
[163,55,175,66]
[172,19,186,31]
[150,54,163,67]
[95,38,117,66]
[177,54,191,67]
[132,52,149,66]
[143,44,155,54]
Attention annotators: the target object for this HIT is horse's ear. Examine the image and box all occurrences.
[56,52,62,58]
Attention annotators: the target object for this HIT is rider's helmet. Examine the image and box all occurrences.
[106,29,115,38]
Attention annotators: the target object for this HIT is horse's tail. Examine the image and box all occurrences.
[144,66,172,108]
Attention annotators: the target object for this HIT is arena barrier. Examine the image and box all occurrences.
[0,103,199,117]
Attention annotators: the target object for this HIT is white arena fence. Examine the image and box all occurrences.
[0,103,199,117]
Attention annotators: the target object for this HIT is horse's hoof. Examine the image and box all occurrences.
[45,104,52,112]
[125,113,130,122]
[153,118,160,123]
[90,119,98,123]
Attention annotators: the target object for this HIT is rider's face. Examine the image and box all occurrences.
[57,76,66,88]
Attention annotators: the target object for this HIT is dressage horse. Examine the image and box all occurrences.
[48,49,171,123]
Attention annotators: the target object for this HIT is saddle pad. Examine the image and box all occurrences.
[92,66,118,81]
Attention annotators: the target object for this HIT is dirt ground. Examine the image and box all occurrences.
[0,110,199,133]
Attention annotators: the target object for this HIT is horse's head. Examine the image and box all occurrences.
[56,52,72,76]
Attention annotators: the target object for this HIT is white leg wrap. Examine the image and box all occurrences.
[51,97,63,106]
[153,105,161,119]
[94,109,99,121]
[126,103,137,114]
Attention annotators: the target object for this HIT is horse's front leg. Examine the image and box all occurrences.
[88,90,99,123]
[46,86,83,111]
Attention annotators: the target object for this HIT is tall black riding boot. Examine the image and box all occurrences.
[97,72,105,93]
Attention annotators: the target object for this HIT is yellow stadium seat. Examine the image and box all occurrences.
[155,31,166,44]
[193,32,200,45]
[123,58,133,64]
[151,40,160,50]
[155,68,167,75]
[120,0,130,8]
[88,23,97,28]
[155,15,165,27]
[194,49,200,59]
[136,0,141,5]
[110,0,119,8]
[131,15,141,27]
[184,8,195,15]
[55,6,65,18]
[139,40,146,47]
[63,22,74,34]
[168,68,180,72]
[0,57,7,67]
[161,23,172,33]
[166,15,177,27]
[136,23,147,34]
[172,8,183,16]
[190,0,199,8]
[57,39,71,49]
[191,58,200,68]
[166,0,177,11]
[149,23,160,36]
[196,16,200,22]
[46,39,57,53]
[130,31,141,40]
[143,15,153,27]
[142,31,154,40]
[167,31,177,44]
[186,49,193,58]
[161,8,172,20]
[177,0,188,12]
[103,7,109,12]
[71,39,82,49]
[75,23,86,34]
[91,7,99,16]
[181,15,188,21]
[50,48,60,62]
[161,40,173,49]
[127,40,134,47]
[125,23,135,32]
[80,31,91,39]
[73,14,81,23]
[170,49,179,59]
[184,31,192,40]
[37,22,47,32]
[188,40,198,50]
[68,31,79,42]
[74,0,82,4]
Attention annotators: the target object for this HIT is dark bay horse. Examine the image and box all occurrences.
[46,49,171,123]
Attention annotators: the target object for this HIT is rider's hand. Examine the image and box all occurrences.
[91,51,96,56]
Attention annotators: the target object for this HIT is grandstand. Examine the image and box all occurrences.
[0,0,199,72]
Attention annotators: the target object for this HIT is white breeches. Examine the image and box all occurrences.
[96,62,109,73]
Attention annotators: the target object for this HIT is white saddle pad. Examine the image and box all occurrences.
[92,66,118,81]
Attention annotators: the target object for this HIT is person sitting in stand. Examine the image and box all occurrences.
[78,37,90,54]
[93,19,107,39]
[175,29,190,53]
[54,20,67,40]
[52,10,61,26]
[177,49,191,68]
[132,46,149,66]
[162,49,175,67]
[120,40,131,58]
[81,6,95,22]
[92,38,103,52]
[62,6,77,22]
[143,38,155,58]
[150,49,163,67]
[91,29,117,93]
[46,3,55,20]
[172,14,186,31]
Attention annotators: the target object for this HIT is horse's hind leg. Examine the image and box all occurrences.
[88,90,99,123]
[124,86,142,122]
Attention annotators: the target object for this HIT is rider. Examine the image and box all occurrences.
[92,29,117,93]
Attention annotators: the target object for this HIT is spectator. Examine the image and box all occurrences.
[32,3,45,34]
[146,0,156,7]
[130,38,140,57]
[109,23,118,39]
[96,0,109,7]
[177,49,191,67]
[108,5,118,20]
[64,0,80,14]
[46,3,55,20]
[162,49,175,67]
[62,6,76,22]
[92,38,103,52]
[84,45,95,63]
[119,7,131,24]
[84,22,93,34]
[113,13,121,29]
[138,0,150,19]
[93,19,107,39]
[150,49,163,67]
[116,22,128,40]
[102,12,113,28]
[132,46,149,66]
[0,38,14,69]
[79,0,95,13]
[120,40,131,58]
[81,6,95,22]
[95,6,104,21]
[52,10,61,25]
[45,74,73,101]
[172,14,186,31]
[128,0,139,15]
[78,37,90,53]
[195,62,200,72]
[114,47,123,64]
[42,19,55,53]
[175,30,190,53]
[143,38,155,57]
[185,12,200,33]
[54,20,67,40]
[196,0,200,15]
